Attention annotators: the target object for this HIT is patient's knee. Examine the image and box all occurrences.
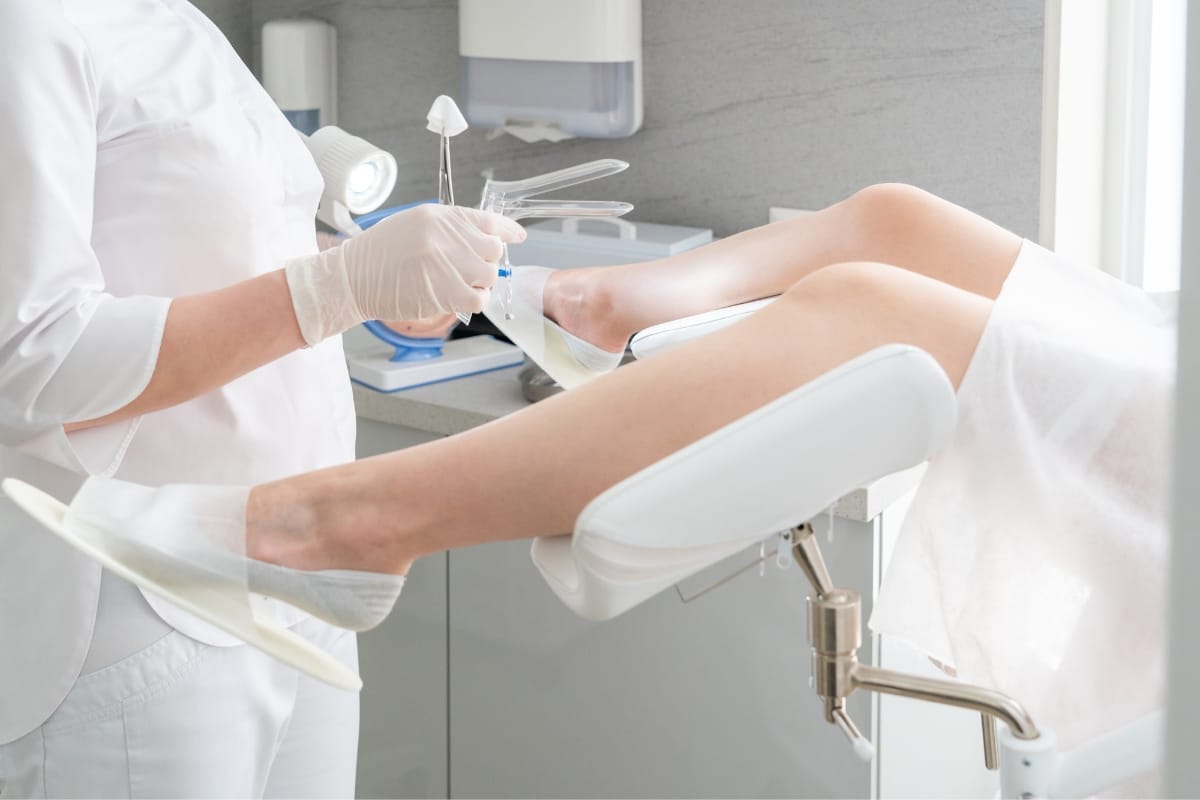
[846,182,930,217]
[782,261,899,309]
[840,182,941,243]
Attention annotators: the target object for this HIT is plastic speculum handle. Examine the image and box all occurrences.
[495,199,634,221]
[481,159,629,204]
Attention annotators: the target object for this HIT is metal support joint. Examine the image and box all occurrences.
[787,520,1041,770]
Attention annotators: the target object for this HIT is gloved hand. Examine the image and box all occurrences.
[285,204,526,346]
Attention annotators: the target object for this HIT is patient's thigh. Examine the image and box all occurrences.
[772,260,994,389]
[838,183,1023,299]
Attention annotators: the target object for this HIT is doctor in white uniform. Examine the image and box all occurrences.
[0,2,521,796]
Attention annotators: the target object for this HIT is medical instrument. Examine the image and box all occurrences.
[427,95,467,206]
[263,18,337,135]
[459,0,643,142]
[480,159,633,320]
[426,95,471,324]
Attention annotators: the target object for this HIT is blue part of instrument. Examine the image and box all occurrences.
[360,320,445,362]
[353,200,435,230]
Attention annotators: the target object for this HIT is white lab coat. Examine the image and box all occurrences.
[0,0,356,744]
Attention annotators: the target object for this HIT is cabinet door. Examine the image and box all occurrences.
[448,515,875,798]
[355,419,449,799]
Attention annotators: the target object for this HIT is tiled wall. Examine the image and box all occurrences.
[193,0,1044,238]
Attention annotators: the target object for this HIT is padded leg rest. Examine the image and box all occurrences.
[531,344,957,620]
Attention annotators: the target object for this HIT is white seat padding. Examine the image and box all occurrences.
[531,344,957,620]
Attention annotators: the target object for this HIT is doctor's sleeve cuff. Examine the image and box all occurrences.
[4,294,172,477]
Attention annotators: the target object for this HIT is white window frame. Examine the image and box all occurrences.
[1166,1,1199,791]
[1040,0,1186,288]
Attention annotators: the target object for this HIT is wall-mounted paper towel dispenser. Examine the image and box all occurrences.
[459,0,643,143]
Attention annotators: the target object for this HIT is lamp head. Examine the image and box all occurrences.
[304,125,398,235]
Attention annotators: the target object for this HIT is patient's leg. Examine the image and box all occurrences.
[247,261,992,575]
[544,183,1022,353]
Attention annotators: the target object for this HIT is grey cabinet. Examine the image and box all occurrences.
[357,552,449,799]
[447,517,876,799]
[355,420,449,800]
[354,416,885,798]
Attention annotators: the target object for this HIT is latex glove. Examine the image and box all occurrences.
[285,205,525,346]
[315,226,461,340]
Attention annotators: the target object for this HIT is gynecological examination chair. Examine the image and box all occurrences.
[524,306,1164,800]
[2,310,1164,799]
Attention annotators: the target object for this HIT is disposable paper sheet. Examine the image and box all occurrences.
[3,476,364,690]
[66,477,256,624]
[483,266,614,389]
[871,240,1176,756]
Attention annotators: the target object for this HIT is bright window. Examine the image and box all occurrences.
[1041,0,1188,290]
[1142,0,1188,291]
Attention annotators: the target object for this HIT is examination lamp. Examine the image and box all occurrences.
[303,125,398,236]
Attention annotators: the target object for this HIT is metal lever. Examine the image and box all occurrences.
[791,522,833,596]
[791,520,1041,769]
[807,583,877,761]
[438,135,454,205]
[830,700,876,762]
[982,713,999,770]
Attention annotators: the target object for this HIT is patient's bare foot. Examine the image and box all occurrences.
[246,468,416,577]
[542,268,640,354]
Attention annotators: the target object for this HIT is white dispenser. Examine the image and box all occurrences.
[262,18,337,135]
[458,0,643,142]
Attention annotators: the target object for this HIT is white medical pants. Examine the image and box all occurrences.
[0,573,360,798]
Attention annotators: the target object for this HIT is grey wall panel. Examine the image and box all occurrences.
[188,0,253,64]
[196,0,1043,238]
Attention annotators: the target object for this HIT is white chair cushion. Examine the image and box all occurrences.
[531,344,957,620]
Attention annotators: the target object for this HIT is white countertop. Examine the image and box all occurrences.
[352,366,924,522]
